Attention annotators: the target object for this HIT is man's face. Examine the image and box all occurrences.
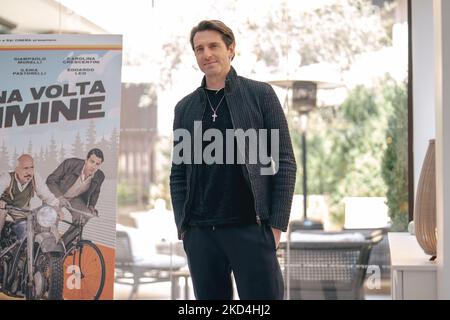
[16,157,34,185]
[84,154,102,177]
[193,30,235,81]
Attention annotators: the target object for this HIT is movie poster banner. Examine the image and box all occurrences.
[0,34,122,300]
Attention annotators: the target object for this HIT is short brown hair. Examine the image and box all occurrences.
[87,148,104,162]
[190,20,235,59]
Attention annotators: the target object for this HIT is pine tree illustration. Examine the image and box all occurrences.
[85,120,97,153]
[72,132,84,158]
[12,148,19,169]
[27,140,33,155]
[59,142,66,163]
[0,141,10,169]
[46,137,59,174]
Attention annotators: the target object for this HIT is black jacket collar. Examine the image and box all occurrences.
[199,66,238,95]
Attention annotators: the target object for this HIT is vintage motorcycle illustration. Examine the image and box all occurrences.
[0,204,64,299]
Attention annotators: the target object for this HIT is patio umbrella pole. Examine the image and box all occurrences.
[302,132,308,221]
[297,126,323,230]
[286,228,291,300]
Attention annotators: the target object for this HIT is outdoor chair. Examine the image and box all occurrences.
[278,228,383,300]
[115,228,186,299]
[342,227,391,281]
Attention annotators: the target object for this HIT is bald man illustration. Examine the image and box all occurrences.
[0,154,60,236]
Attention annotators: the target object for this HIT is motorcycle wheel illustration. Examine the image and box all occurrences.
[28,251,64,299]
[1,205,65,300]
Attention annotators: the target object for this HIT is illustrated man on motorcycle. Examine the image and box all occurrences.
[0,154,67,299]
[0,154,61,236]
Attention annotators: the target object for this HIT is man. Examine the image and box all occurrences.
[46,148,105,243]
[0,154,60,235]
[170,20,297,300]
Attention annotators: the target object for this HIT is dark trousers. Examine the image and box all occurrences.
[183,223,284,300]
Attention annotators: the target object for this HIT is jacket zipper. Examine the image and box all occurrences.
[225,91,261,226]
[182,90,208,224]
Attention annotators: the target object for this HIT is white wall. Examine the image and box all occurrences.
[411,0,450,299]
[412,0,435,194]
[433,0,450,300]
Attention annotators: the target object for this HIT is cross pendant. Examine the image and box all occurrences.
[212,113,218,122]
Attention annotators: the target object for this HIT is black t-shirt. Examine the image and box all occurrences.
[188,88,256,226]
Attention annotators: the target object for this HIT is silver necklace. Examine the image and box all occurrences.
[205,90,225,122]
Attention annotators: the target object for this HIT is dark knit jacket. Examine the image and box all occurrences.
[170,67,297,239]
[46,158,105,208]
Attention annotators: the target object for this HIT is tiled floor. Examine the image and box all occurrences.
[113,278,392,300]
[114,280,194,300]
[1,277,391,300]
[0,293,23,300]
[364,278,391,300]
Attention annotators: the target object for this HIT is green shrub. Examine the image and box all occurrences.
[381,82,409,231]
[290,79,408,229]
[117,181,139,207]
